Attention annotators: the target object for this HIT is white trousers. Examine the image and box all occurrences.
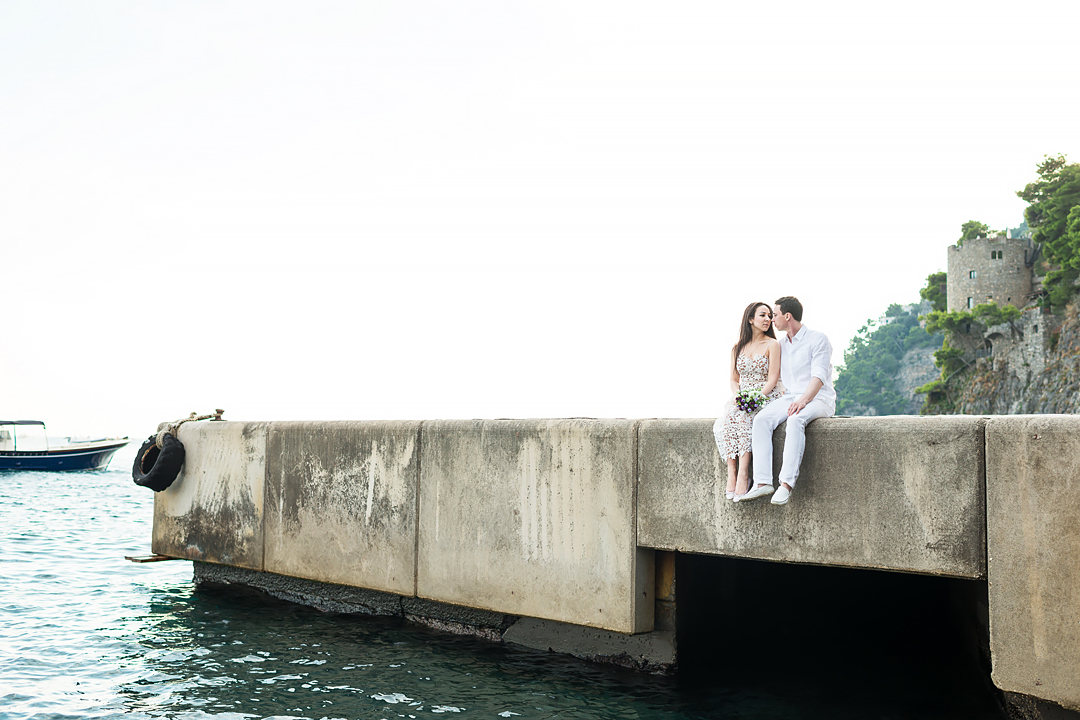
[751,395,833,488]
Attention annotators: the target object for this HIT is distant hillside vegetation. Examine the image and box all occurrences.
[835,302,942,416]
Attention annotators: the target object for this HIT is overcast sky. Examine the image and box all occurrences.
[3,1,1079,438]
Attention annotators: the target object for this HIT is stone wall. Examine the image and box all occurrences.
[947,235,1034,312]
[152,421,267,570]
[986,415,1080,712]
[954,303,1080,415]
[636,416,985,578]
[416,419,652,633]
[264,421,420,595]
[153,419,653,635]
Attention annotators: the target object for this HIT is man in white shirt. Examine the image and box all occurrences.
[737,296,835,506]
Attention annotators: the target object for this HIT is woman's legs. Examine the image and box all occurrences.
[714,416,739,497]
[734,452,751,495]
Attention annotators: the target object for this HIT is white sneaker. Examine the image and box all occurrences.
[737,484,774,502]
[771,485,792,505]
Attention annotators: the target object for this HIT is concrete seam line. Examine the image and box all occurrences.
[632,418,641,625]
[978,416,989,580]
[632,419,640,547]
[413,420,423,598]
[260,422,269,573]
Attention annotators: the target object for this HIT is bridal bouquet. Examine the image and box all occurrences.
[735,389,767,414]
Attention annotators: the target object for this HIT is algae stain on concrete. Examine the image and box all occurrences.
[1017,434,1048,664]
[518,438,542,562]
[364,441,380,526]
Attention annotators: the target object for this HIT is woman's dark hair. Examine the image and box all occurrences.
[775,296,803,322]
[733,301,776,360]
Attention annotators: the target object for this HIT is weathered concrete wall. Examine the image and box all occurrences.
[986,415,1080,712]
[264,422,420,596]
[153,418,653,635]
[152,421,267,569]
[637,416,986,578]
[417,419,652,634]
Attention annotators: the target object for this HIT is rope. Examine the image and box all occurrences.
[155,409,225,448]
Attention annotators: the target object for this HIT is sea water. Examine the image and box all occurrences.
[0,443,1006,720]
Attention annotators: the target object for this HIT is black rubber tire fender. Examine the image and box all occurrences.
[132,433,185,492]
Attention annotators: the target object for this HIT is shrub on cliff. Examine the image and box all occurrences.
[916,302,1022,413]
[919,271,947,313]
[957,221,990,245]
[1018,155,1080,309]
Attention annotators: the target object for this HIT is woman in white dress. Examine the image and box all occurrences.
[713,302,785,500]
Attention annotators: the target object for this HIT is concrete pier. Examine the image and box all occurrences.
[637,416,985,577]
[986,416,1080,713]
[151,415,1080,714]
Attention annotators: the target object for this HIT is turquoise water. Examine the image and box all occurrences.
[1,444,1006,719]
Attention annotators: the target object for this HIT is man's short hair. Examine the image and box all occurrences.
[775,296,803,322]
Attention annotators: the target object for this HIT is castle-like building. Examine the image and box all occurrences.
[942,234,1051,394]
[946,235,1037,312]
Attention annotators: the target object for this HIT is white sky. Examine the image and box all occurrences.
[3,1,1079,438]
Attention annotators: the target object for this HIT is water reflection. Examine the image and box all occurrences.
[119,584,689,719]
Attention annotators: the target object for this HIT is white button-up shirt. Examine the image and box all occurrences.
[779,324,836,409]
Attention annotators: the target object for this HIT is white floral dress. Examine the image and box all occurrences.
[717,353,785,459]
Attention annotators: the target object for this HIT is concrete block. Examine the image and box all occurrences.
[503,617,675,673]
[637,416,985,578]
[194,562,404,617]
[986,415,1080,712]
[417,419,652,634]
[264,421,420,596]
[152,421,267,569]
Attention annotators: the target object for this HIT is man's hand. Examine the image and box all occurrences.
[788,378,824,415]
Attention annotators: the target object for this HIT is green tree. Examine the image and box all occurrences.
[922,308,973,335]
[971,302,1022,328]
[922,303,1021,336]
[916,301,1023,413]
[958,220,990,245]
[835,304,941,416]
[1017,154,1080,307]
[919,271,948,312]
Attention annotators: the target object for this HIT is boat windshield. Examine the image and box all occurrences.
[0,422,48,452]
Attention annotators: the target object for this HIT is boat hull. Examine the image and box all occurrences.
[0,441,128,471]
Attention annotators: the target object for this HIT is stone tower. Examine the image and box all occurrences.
[946,235,1034,312]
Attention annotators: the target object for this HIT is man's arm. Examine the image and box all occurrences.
[787,378,823,415]
[789,332,832,415]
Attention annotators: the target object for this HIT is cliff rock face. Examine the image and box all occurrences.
[896,346,940,413]
[952,303,1080,414]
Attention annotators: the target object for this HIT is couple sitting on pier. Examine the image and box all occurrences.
[712,296,835,506]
